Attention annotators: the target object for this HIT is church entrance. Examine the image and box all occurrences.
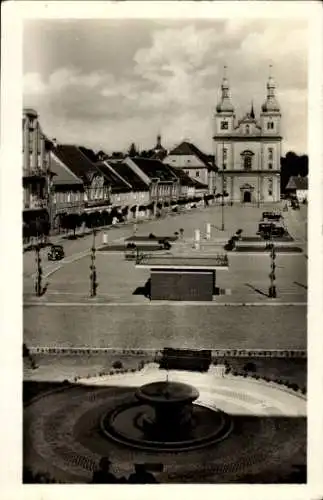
[243,191,251,203]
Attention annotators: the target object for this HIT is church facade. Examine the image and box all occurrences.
[213,70,282,203]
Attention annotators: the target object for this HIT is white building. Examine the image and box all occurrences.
[213,68,282,203]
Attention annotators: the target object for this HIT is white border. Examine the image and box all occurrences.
[1,2,322,500]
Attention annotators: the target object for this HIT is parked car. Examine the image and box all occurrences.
[48,244,65,261]
[262,211,282,221]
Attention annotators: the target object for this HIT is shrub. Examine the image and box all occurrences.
[112,360,123,369]
[148,233,156,239]
[243,362,257,373]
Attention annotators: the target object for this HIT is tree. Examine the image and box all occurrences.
[280,151,308,194]
[128,143,138,157]
[111,151,125,159]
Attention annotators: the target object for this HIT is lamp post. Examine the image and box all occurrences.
[268,231,277,298]
[90,228,98,297]
[34,242,43,297]
[221,142,225,231]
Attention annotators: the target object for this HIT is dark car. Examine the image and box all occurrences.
[48,244,65,261]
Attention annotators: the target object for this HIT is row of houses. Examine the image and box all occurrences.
[22,109,218,236]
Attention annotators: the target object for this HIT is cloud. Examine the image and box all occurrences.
[23,19,308,154]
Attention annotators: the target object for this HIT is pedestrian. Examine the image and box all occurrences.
[91,457,118,484]
[128,464,158,484]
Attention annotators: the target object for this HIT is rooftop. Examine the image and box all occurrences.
[168,141,216,171]
[130,157,178,183]
[50,153,84,188]
[109,161,149,191]
[95,162,131,192]
[53,145,100,184]
[286,176,308,191]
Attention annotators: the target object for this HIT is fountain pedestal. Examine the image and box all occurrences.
[135,381,199,438]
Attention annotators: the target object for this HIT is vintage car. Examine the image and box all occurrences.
[47,244,65,261]
[262,211,282,221]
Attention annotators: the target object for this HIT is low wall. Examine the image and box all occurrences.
[28,346,307,358]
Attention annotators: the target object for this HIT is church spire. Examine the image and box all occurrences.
[262,64,280,113]
[216,65,234,114]
[250,100,255,119]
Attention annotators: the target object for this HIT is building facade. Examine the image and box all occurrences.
[213,69,282,203]
[52,144,111,213]
[22,108,52,211]
[49,151,85,227]
[164,141,216,194]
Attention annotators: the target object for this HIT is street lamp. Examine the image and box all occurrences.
[90,228,98,297]
[268,232,277,298]
[221,143,225,231]
[34,242,43,297]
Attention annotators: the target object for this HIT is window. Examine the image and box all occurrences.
[196,171,200,177]
[185,170,189,175]
[223,148,227,160]
[245,125,250,134]
[268,178,273,196]
[223,163,227,170]
[268,148,273,160]
[244,156,252,171]
[223,178,227,189]
[268,163,273,170]
[267,122,274,130]
[221,121,228,130]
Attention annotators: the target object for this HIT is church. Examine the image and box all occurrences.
[213,68,282,203]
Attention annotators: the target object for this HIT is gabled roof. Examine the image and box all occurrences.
[165,164,199,187]
[130,157,178,183]
[109,161,149,191]
[95,162,131,192]
[286,176,308,190]
[190,178,208,190]
[168,141,213,169]
[50,153,84,188]
[53,145,100,184]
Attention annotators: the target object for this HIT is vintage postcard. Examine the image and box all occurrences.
[1,1,323,500]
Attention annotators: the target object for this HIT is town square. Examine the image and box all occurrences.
[19,13,310,486]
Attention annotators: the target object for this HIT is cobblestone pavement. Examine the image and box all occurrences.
[24,368,306,483]
[23,303,306,350]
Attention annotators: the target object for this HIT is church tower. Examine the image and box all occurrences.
[260,66,281,136]
[214,66,235,136]
[212,65,282,203]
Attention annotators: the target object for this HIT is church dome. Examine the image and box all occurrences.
[216,101,234,113]
[262,72,280,112]
[261,98,280,112]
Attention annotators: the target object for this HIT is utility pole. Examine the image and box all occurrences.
[221,142,225,231]
[90,229,98,297]
[268,233,277,298]
[34,242,43,297]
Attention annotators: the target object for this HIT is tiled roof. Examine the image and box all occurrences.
[95,162,131,192]
[53,145,100,185]
[168,141,214,169]
[109,161,149,191]
[130,157,178,182]
[50,153,84,188]
[286,176,308,191]
[191,178,208,189]
[165,164,197,187]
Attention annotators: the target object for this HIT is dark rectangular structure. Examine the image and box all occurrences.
[151,269,214,301]
[160,347,212,372]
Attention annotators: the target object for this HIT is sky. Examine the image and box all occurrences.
[23,18,308,155]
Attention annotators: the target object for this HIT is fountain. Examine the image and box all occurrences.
[101,380,233,451]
